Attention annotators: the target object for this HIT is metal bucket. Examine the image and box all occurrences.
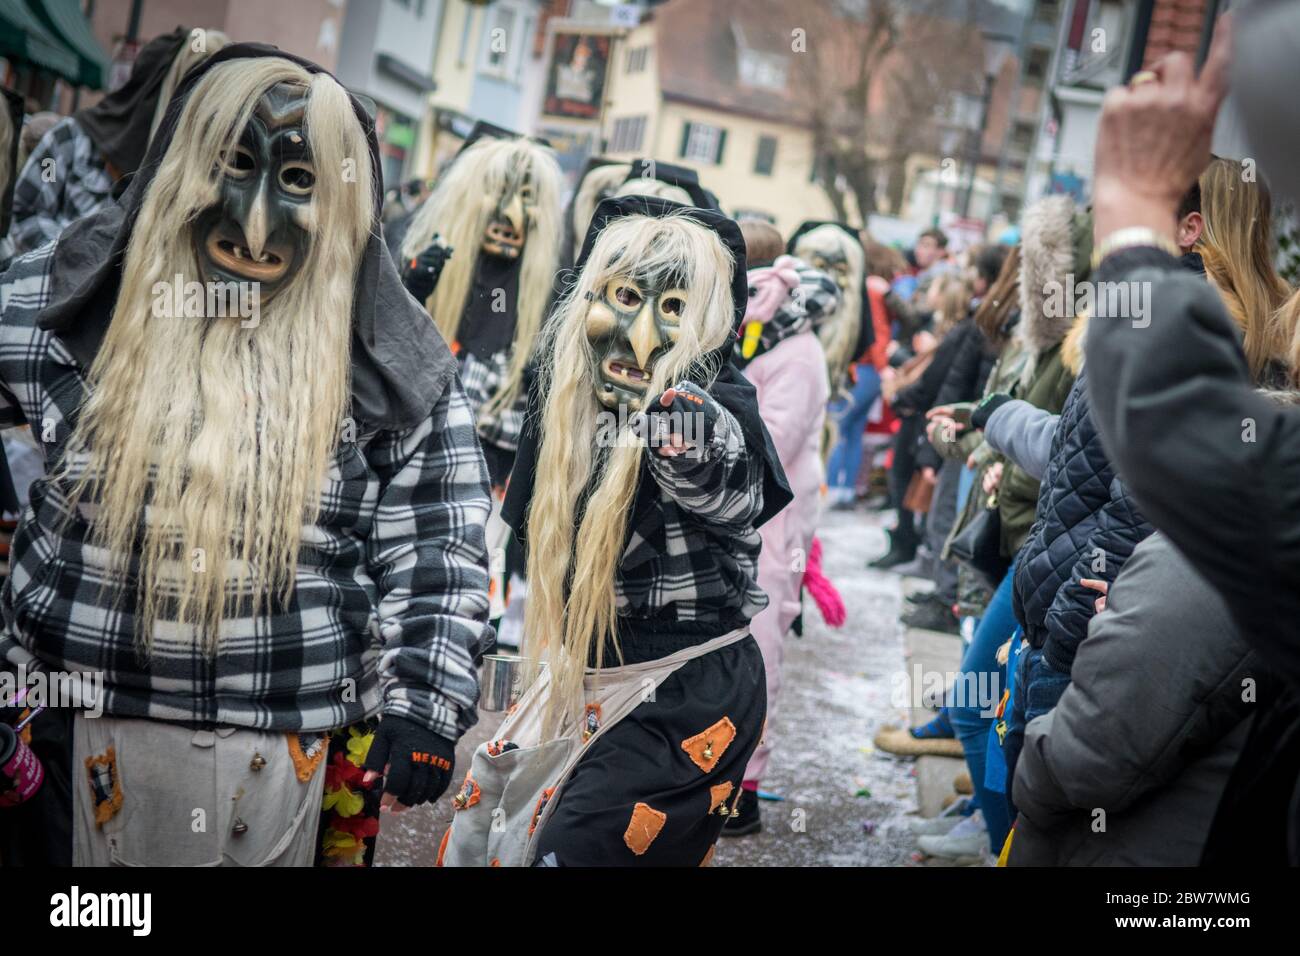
[479,655,542,712]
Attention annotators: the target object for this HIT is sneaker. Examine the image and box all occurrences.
[918,814,988,859]
[720,787,761,837]
[901,601,960,634]
[909,808,981,837]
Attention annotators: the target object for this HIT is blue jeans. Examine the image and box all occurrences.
[947,560,1018,852]
[826,365,881,497]
[1003,644,1072,816]
[956,463,976,512]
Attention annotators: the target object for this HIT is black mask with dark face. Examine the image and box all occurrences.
[585,273,687,411]
[482,170,535,261]
[194,83,315,302]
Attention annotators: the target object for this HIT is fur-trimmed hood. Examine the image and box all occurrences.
[1016,195,1093,356]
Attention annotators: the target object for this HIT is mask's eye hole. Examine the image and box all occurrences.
[280,163,316,196]
[222,147,255,178]
[661,296,685,316]
[747,285,759,298]
[608,280,642,308]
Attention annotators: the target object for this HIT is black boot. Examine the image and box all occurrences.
[721,788,761,837]
[901,599,960,634]
[869,532,918,569]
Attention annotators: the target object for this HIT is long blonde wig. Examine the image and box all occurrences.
[61,58,374,651]
[523,212,736,735]
[148,28,231,142]
[794,224,865,392]
[570,162,630,261]
[1198,157,1292,383]
[401,136,562,419]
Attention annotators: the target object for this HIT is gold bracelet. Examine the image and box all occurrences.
[1091,227,1181,270]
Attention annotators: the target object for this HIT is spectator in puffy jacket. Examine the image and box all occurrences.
[997,349,1155,789]
[1009,532,1261,865]
[1083,10,1300,863]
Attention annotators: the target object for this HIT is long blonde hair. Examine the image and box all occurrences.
[401,136,562,418]
[928,271,973,337]
[148,28,231,142]
[1198,157,1292,382]
[61,58,374,652]
[570,162,631,261]
[793,224,865,391]
[523,212,736,734]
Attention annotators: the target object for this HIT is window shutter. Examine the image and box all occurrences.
[715,128,727,164]
[680,122,692,159]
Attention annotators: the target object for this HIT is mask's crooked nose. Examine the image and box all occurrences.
[629,301,663,370]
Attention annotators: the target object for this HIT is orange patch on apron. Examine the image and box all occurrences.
[709,781,734,813]
[623,802,667,856]
[680,716,737,774]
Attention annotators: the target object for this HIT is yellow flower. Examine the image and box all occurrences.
[321,830,365,866]
[346,726,374,768]
[322,784,364,817]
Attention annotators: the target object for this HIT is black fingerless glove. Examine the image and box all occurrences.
[646,381,721,453]
[971,392,1014,430]
[362,714,456,807]
[402,239,453,304]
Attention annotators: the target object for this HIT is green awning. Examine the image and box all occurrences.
[25,0,110,89]
[0,0,81,81]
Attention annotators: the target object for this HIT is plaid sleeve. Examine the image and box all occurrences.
[11,120,112,255]
[644,387,763,533]
[364,379,494,742]
[459,349,526,454]
[787,265,841,325]
[0,242,56,429]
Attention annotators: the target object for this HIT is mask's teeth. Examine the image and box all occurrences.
[232,245,243,259]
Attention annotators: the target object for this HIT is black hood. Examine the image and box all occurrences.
[785,219,862,252]
[622,159,718,211]
[455,119,550,155]
[38,43,457,432]
[786,218,875,360]
[575,195,748,332]
[504,193,792,546]
[73,28,189,176]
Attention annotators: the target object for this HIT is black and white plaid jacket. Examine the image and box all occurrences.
[0,242,494,740]
[459,348,526,457]
[616,391,768,637]
[11,118,114,255]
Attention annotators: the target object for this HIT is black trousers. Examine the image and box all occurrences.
[532,635,766,866]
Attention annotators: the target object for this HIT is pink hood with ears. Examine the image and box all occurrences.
[744,255,802,326]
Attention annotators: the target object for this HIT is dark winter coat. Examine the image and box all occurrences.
[1086,245,1300,864]
[915,317,997,472]
[1012,367,1153,674]
[997,343,1074,556]
[1010,534,1258,866]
